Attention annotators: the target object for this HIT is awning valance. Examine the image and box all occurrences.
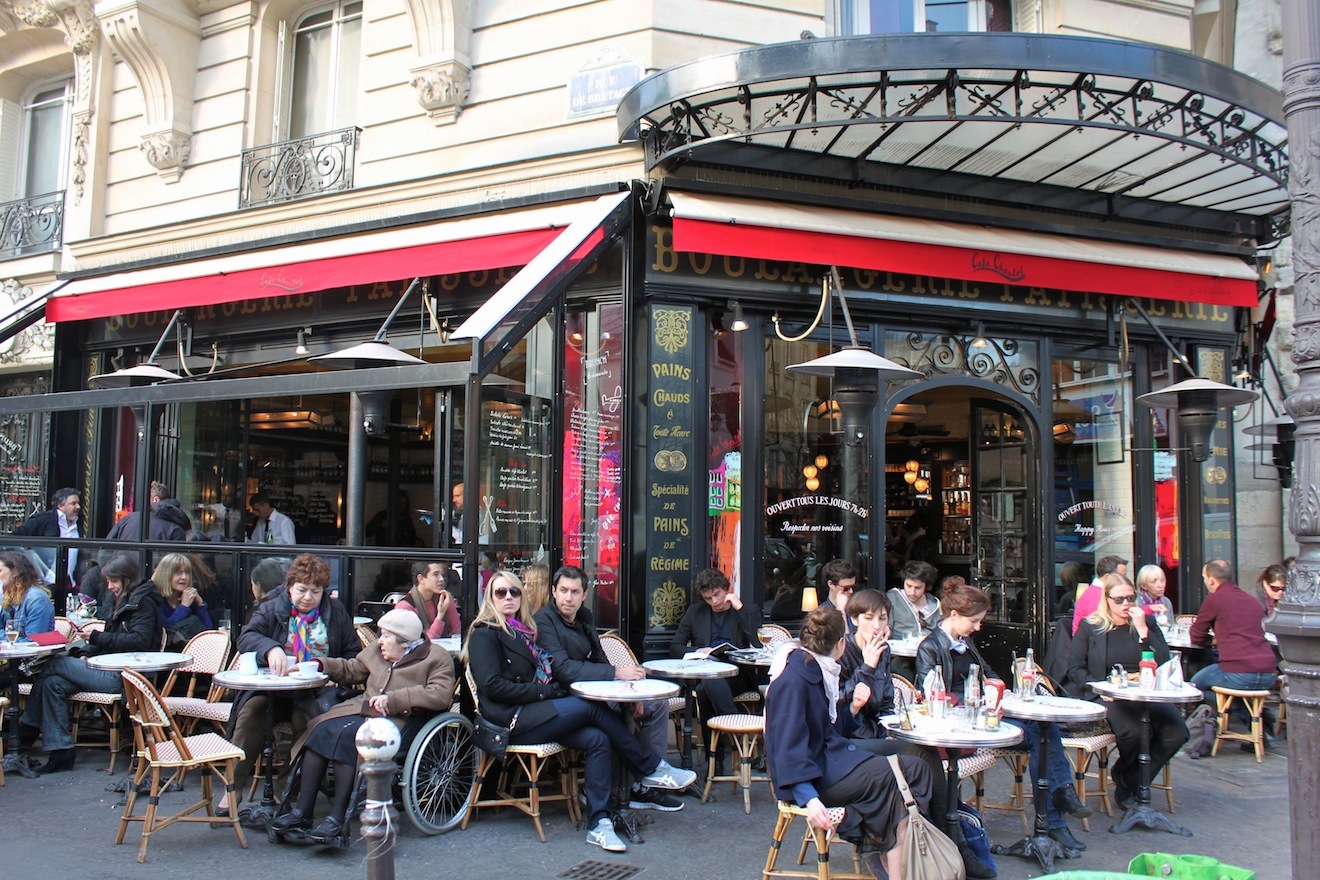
[47,201,590,322]
[669,193,1259,308]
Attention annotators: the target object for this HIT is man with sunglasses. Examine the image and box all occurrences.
[535,565,683,811]
[1189,560,1280,748]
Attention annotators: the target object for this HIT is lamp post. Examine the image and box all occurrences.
[1274,3,1320,876]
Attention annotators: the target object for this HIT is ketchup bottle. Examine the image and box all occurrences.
[1139,651,1158,691]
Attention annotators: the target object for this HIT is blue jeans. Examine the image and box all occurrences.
[20,654,122,751]
[512,697,663,824]
[1014,719,1075,829]
[1191,665,1276,722]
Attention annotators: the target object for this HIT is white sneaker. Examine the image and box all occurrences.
[637,759,697,791]
[586,817,627,853]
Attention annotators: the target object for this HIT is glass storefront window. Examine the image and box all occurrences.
[707,324,743,593]
[563,304,625,627]
[1051,357,1135,612]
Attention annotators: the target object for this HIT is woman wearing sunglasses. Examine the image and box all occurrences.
[1065,573,1188,808]
[464,570,696,854]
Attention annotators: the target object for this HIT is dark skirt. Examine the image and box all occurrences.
[303,715,368,766]
[822,753,932,852]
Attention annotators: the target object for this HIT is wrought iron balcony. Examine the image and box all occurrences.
[0,191,64,260]
[239,127,361,209]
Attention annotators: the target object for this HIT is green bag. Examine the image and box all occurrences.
[1127,853,1255,880]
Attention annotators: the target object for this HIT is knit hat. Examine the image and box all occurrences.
[378,608,423,643]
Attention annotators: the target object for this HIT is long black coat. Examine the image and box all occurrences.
[532,605,614,683]
[12,509,84,537]
[88,579,164,654]
[466,622,565,729]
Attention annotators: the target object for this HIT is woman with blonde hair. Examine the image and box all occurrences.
[465,569,694,854]
[1066,573,1188,807]
[520,561,550,617]
[152,552,213,644]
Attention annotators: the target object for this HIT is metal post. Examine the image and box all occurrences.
[347,393,367,547]
[356,719,400,880]
[1272,3,1320,876]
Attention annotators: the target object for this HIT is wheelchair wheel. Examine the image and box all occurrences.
[401,711,477,834]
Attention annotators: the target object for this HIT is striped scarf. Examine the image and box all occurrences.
[290,606,321,662]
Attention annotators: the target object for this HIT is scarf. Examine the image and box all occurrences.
[508,617,554,684]
[769,643,842,723]
[290,606,321,662]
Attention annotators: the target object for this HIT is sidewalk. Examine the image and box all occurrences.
[0,740,1289,879]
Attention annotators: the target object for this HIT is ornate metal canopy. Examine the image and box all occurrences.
[618,34,1289,238]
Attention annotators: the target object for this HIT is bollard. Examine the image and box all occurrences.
[356,717,402,880]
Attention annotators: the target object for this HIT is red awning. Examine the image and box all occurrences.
[669,194,1259,308]
[47,202,586,322]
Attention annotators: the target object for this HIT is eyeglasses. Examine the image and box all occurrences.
[1108,593,1137,604]
[493,586,522,599]
[1266,582,1285,591]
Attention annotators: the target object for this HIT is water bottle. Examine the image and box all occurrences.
[965,663,981,709]
[1020,648,1036,701]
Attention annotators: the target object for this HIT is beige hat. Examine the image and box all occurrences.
[377,608,423,643]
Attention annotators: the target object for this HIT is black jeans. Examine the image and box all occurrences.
[1106,701,1190,795]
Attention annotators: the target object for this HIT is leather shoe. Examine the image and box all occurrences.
[268,808,311,835]
[308,815,347,846]
[1048,825,1086,851]
[1053,785,1094,818]
[37,748,76,774]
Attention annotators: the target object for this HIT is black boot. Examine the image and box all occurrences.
[1053,785,1094,819]
[37,748,75,774]
[1048,825,1087,852]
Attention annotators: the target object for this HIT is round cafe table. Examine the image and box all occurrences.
[883,709,1023,838]
[642,658,738,770]
[214,668,329,826]
[570,679,680,703]
[1090,680,1201,837]
[1,640,70,778]
[86,651,193,673]
[998,692,1106,871]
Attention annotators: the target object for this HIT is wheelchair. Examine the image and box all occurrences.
[268,709,478,847]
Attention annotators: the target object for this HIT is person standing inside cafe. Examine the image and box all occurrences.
[247,491,296,545]
[395,560,462,639]
[1189,559,1280,746]
[535,565,683,812]
[12,487,83,599]
[669,567,762,720]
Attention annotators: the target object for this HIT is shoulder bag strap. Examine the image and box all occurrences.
[887,754,921,817]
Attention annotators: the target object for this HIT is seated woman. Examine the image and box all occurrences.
[465,569,695,855]
[20,553,163,773]
[767,606,932,880]
[916,580,1090,851]
[153,553,214,646]
[1066,573,1189,810]
[226,553,359,810]
[268,609,456,844]
[837,589,993,879]
[1,550,55,642]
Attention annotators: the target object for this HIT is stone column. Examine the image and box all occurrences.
[1272,2,1320,877]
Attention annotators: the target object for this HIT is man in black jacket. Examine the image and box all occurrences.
[19,553,163,774]
[104,480,191,543]
[535,565,683,811]
[12,487,84,591]
[669,567,762,720]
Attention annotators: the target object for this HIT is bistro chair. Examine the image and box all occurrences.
[600,632,687,751]
[763,801,868,880]
[116,668,247,862]
[161,630,231,701]
[165,643,240,735]
[1211,685,1273,763]
[460,666,579,842]
[702,713,771,813]
[758,623,794,646]
[70,685,126,773]
[356,622,378,649]
[53,616,77,640]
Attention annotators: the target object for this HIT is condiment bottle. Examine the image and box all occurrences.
[1139,651,1157,691]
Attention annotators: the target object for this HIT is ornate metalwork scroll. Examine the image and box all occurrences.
[0,192,65,259]
[239,127,361,209]
[883,331,1040,405]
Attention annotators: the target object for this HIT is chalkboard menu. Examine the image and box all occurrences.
[645,305,698,628]
[479,394,552,570]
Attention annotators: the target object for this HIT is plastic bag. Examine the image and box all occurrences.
[1127,853,1255,880]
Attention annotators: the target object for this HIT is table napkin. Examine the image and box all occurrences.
[1156,657,1184,689]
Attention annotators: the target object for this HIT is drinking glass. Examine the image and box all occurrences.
[5,620,18,646]
[756,626,775,648]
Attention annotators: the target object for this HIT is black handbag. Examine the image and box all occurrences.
[472,708,520,760]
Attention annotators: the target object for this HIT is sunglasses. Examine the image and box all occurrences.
[1266,582,1285,591]
[1108,593,1137,604]
[493,586,522,599]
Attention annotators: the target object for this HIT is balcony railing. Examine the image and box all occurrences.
[239,127,361,209]
[0,191,64,260]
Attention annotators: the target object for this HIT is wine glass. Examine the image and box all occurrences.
[756,626,775,648]
[5,619,18,647]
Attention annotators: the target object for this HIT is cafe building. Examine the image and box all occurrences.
[5,29,1286,670]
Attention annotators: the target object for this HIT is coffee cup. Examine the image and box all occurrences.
[297,661,319,676]
[238,652,259,675]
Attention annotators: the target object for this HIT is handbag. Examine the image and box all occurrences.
[956,802,995,873]
[472,707,520,760]
[887,754,966,880]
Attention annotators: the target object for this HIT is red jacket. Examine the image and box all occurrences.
[1189,581,1276,674]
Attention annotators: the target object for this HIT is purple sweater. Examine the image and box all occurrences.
[1189,581,1275,674]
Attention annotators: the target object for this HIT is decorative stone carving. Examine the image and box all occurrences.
[0,280,55,364]
[410,59,471,125]
[140,128,192,182]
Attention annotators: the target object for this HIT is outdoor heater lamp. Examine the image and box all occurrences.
[1136,377,1259,462]
[90,309,185,388]
[310,277,428,369]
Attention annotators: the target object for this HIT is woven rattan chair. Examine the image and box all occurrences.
[165,643,239,735]
[116,668,247,862]
[702,712,771,812]
[763,801,868,880]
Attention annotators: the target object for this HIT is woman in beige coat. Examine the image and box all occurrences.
[269,608,455,845]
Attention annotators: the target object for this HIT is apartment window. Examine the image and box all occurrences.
[286,0,361,139]
[21,80,71,196]
[838,0,1008,34]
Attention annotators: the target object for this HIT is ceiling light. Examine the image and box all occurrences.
[249,409,322,430]
[295,327,312,355]
[970,322,990,349]
[729,300,749,332]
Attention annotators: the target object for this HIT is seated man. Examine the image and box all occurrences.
[395,560,461,638]
[668,568,762,722]
[535,565,681,811]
